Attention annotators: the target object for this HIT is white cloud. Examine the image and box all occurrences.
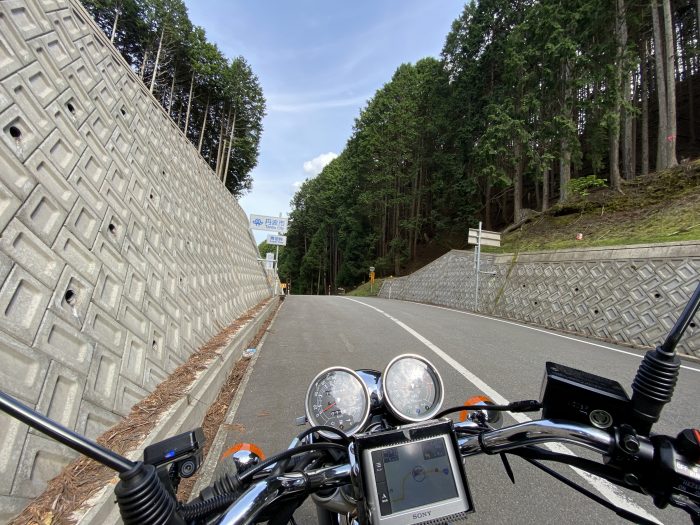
[269,94,370,113]
[293,180,304,188]
[303,152,338,176]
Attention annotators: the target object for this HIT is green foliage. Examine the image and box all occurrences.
[568,175,607,197]
[79,0,264,196]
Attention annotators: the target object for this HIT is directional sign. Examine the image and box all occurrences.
[265,251,275,270]
[267,234,287,246]
[468,229,501,247]
[250,214,288,233]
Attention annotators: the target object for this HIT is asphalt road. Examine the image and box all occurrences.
[219,296,700,524]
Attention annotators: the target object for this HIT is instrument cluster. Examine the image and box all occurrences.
[305,354,444,437]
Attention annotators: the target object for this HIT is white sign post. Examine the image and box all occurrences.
[265,252,275,270]
[467,223,500,311]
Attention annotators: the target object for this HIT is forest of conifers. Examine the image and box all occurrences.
[80,0,265,196]
[279,0,700,295]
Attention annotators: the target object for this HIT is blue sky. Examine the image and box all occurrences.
[185,1,465,242]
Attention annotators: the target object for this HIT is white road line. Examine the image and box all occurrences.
[345,297,663,525]
[393,300,700,373]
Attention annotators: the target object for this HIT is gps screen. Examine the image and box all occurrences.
[371,437,459,516]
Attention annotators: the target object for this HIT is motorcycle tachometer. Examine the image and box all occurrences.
[305,367,370,438]
[382,354,444,422]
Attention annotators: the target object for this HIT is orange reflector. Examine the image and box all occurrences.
[222,442,266,461]
[459,395,495,422]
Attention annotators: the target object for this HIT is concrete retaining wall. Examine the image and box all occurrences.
[0,0,272,518]
[379,242,700,357]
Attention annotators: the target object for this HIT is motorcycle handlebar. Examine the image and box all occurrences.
[216,420,634,524]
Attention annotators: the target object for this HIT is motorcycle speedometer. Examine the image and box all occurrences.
[305,367,371,438]
[382,354,444,422]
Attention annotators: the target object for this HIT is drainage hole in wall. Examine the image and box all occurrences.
[690,322,696,328]
[522,284,526,288]
[149,193,154,200]
[120,107,126,116]
[574,287,579,292]
[66,102,76,114]
[152,340,158,351]
[594,309,599,314]
[108,223,117,235]
[65,289,77,306]
[654,293,661,298]
[9,126,21,140]
[534,301,538,305]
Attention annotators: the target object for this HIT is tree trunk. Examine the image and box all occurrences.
[484,177,492,230]
[559,59,572,202]
[198,95,209,154]
[513,140,523,221]
[542,167,550,212]
[662,0,678,167]
[184,72,194,136]
[215,106,227,178]
[149,28,164,94]
[140,49,148,79]
[223,110,237,187]
[610,0,625,191]
[559,139,571,202]
[110,6,120,43]
[167,71,176,116]
[619,0,633,180]
[651,0,668,170]
[641,40,650,176]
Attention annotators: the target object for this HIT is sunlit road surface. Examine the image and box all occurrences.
[219,296,699,524]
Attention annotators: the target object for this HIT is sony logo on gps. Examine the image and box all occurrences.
[412,510,431,520]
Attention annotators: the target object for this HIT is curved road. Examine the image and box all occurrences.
[219,296,699,524]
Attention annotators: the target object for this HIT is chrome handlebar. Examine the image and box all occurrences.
[456,418,616,456]
[217,419,619,524]
[218,464,352,525]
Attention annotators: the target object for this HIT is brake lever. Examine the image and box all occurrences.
[668,495,700,524]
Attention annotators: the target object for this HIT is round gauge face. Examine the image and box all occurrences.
[382,354,444,421]
[305,367,370,437]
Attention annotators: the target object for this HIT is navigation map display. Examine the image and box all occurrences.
[371,437,459,516]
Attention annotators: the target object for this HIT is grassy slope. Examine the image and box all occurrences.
[347,278,385,296]
[488,160,700,254]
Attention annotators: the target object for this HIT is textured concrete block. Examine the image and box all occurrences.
[100,207,126,249]
[143,358,167,391]
[0,413,28,494]
[12,433,76,497]
[65,196,100,248]
[92,265,122,317]
[35,360,84,431]
[118,297,148,342]
[42,108,82,174]
[0,219,64,288]
[148,323,166,366]
[76,398,121,442]
[17,59,59,108]
[0,331,49,403]
[0,98,46,162]
[143,293,166,330]
[122,242,148,281]
[47,265,93,328]
[0,7,33,77]
[0,180,22,235]
[0,264,51,345]
[26,149,76,210]
[0,494,30,523]
[35,311,94,375]
[92,234,127,280]
[123,266,146,308]
[53,227,100,284]
[68,166,107,217]
[84,345,120,409]
[83,302,125,355]
[120,332,146,385]
[16,182,66,246]
[114,375,148,416]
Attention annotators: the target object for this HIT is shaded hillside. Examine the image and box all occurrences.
[492,160,700,253]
